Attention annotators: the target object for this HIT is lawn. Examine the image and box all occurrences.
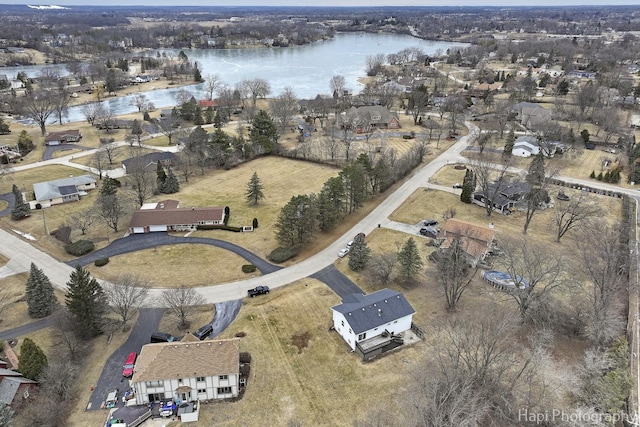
[86,245,260,288]
[0,164,84,194]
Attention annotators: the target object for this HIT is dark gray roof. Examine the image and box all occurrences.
[0,376,36,405]
[33,174,96,201]
[122,151,176,171]
[331,289,415,334]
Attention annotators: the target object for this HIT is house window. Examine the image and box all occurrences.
[341,320,344,327]
[217,386,232,394]
[348,328,352,334]
[358,332,367,340]
[23,389,29,399]
[196,377,205,382]
[145,380,163,388]
[198,388,206,394]
[219,375,228,381]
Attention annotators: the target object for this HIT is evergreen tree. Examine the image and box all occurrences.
[205,106,215,124]
[460,169,474,204]
[18,338,47,381]
[348,239,371,272]
[10,184,30,220]
[590,170,596,179]
[65,265,107,340]
[25,263,57,318]
[17,130,34,153]
[193,64,203,82]
[100,176,119,196]
[193,105,204,125]
[526,152,546,186]
[213,110,224,129]
[397,238,424,283]
[0,117,10,135]
[245,172,265,205]
[275,194,317,248]
[502,129,515,160]
[161,168,180,194]
[156,162,167,189]
[0,402,14,427]
[250,110,279,154]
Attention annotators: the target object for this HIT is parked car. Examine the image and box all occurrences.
[150,331,177,343]
[420,227,439,238]
[453,183,462,189]
[160,400,177,417]
[347,240,354,247]
[193,324,213,340]
[122,352,137,378]
[338,248,350,258]
[248,286,270,297]
[423,219,439,227]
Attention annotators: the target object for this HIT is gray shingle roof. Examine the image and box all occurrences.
[122,152,176,171]
[331,289,415,334]
[0,376,36,405]
[33,174,96,201]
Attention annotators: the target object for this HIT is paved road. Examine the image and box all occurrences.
[0,315,54,341]
[0,192,13,218]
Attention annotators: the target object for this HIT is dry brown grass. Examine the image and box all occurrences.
[86,245,260,287]
[157,304,216,337]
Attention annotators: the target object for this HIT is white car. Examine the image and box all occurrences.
[338,248,350,258]
[347,240,354,247]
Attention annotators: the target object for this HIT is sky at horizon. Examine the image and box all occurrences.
[1,1,640,6]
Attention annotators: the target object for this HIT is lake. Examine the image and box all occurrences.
[4,33,467,123]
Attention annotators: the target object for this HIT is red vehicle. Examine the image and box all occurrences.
[122,352,137,378]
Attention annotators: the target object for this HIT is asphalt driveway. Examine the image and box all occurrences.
[0,192,13,218]
[68,232,281,275]
[310,264,363,299]
[87,308,165,411]
[42,144,93,161]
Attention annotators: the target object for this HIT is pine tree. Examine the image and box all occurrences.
[526,152,545,186]
[502,129,515,160]
[460,169,474,204]
[100,176,119,196]
[245,171,265,205]
[65,265,107,340]
[18,338,47,381]
[590,170,596,179]
[10,184,30,220]
[161,168,180,194]
[397,238,424,283]
[25,263,57,318]
[250,110,278,154]
[156,162,167,189]
[348,239,371,272]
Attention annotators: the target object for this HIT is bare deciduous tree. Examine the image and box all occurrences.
[104,274,150,332]
[368,252,397,286]
[242,78,271,108]
[90,148,107,180]
[205,73,219,100]
[553,193,602,242]
[269,86,299,134]
[469,158,510,217]
[437,235,477,311]
[496,237,566,319]
[125,148,156,207]
[80,102,101,126]
[18,89,56,135]
[50,308,86,361]
[68,208,96,236]
[162,285,206,330]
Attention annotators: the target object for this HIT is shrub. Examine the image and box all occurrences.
[224,206,230,224]
[241,264,257,273]
[64,240,95,256]
[267,247,298,263]
[252,218,258,228]
[94,258,110,267]
[51,226,72,244]
[235,332,247,338]
[197,224,243,232]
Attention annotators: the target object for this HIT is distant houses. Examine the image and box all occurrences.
[121,152,176,173]
[44,130,82,146]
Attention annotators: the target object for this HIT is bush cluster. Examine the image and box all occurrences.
[94,258,110,267]
[64,240,95,256]
[241,264,257,273]
[197,224,243,232]
[267,247,298,263]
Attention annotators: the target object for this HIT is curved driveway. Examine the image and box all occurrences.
[68,233,281,275]
[0,192,14,218]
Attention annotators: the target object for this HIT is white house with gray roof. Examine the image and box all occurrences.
[31,174,97,208]
[331,289,415,356]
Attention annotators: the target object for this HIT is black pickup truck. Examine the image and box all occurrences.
[248,286,270,297]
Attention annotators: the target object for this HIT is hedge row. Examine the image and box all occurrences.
[267,247,298,263]
[94,258,110,267]
[64,240,95,256]
[197,224,243,232]
[242,264,257,273]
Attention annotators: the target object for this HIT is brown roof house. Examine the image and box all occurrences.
[439,218,496,267]
[339,106,401,134]
[130,338,240,418]
[128,200,225,234]
[0,368,37,410]
[44,129,82,146]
